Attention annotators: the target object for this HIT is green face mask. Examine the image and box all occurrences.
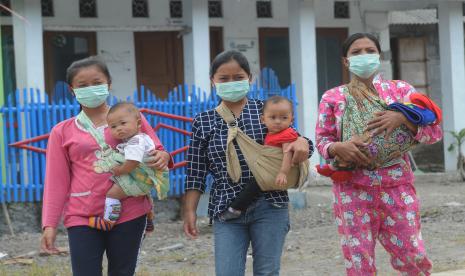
[348,54,380,79]
[215,80,250,102]
[73,84,109,108]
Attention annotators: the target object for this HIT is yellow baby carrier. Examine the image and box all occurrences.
[77,111,170,199]
[215,103,309,191]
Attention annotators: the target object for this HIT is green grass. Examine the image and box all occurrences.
[137,267,202,276]
[0,263,71,276]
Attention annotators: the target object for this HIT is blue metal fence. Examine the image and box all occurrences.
[0,82,297,203]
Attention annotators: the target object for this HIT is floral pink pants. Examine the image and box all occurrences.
[332,182,432,276]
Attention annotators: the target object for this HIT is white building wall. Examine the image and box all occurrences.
[211,0,367,78]
[97,32,138,99]
[38,0,180,98]
[1,0,436,97]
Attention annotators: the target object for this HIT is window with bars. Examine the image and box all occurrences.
[170,0,182,18]
[256,1,272,18]
[0,0,11,16]
[41,0,54,17]
[208,0,222,18]
[334,1,349,19]
[133,0,148,18]
[80,0,97,18]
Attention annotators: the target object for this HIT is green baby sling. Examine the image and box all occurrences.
[76,111,170,199]
[335,78,418,170]
[216,103,309,191]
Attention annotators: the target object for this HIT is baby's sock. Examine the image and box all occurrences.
[315,164,335,177]
[145,210,155,233]
[104,197,121,222]
[316,164,352,181]
[330,171,352,182]
[88,217,116,231]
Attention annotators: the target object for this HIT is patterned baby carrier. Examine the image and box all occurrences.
[334,78,418,170]
[216,102,309,191]
[77,111,170,199]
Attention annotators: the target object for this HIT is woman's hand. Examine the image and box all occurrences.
[111,165,123,176]
[40,227,59,255]
[330,140,371,168]
[183,190,201,239]
[145,150,170,170]
[366,111,410,138]
[183,210,199,239]
[284,137,310,165]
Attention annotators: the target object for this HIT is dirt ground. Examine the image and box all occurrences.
[1,178,464,276]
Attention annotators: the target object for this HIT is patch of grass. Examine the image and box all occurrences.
[0,263,71,276]
[150,251,210,264]
[432,261,465,273]
[451,235,465,244]
[421,208,442,218]
[138,265,202,275]
[150,252,188,263]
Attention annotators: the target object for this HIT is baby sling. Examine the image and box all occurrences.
[334,78,418,170]
[76,111,170,199]
[215,103,309,191]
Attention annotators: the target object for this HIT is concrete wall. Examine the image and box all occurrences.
[0,0,436,98]
[41,0,175,99]
[390,24,444,172]
[0,0,373,98]
[211,0,366,78]
[390,24,441,105]
[97,32,138,99]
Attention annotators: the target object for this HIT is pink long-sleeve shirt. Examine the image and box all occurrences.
[315,74,443,187]
[42,113,170,229]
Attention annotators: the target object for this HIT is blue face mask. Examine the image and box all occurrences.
[348,54,380,79]
[73,84,109,108]
[215,80,250,102]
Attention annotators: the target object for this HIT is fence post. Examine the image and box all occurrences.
[0,29,6,193]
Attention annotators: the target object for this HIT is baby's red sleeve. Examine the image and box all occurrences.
[264,128,299,147]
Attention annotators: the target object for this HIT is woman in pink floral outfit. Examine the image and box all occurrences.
[315,33,442,276]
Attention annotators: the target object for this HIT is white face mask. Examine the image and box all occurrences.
[73,84,109,108]
[348,54,381,79]
[215,80,250,102]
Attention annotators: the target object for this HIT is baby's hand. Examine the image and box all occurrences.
[111,166,123,176]
[275,172,288,187]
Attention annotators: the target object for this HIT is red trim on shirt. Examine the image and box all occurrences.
[264,128,298,147]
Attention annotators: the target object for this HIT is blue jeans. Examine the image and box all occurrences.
[214,196,290,276]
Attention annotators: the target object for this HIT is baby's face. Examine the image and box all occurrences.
[261,101,293,134]
[107,109,140,140]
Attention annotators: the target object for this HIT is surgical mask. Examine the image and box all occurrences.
[215,80,250,102]
[348,54,380,79]
[73,84,109,108]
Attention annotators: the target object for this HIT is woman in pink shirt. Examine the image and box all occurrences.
[40,56,172,275]
[315,33,442,275]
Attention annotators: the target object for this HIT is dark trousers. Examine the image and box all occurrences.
[67,215,146,276]
[230,179,262,211]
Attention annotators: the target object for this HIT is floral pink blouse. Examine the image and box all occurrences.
[315,74,443,187]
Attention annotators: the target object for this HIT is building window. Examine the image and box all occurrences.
[132,0,148,17]
[256,1,272,18]
[41,0,54,17]
[170,0,182,18]
[334,1,349,19]
[80,0,97,18]
[0,0,11,16]
[208,0,222,18]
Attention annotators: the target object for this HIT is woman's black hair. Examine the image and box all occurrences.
[210,50,251,78]
[341,33,381,57]
[66,56,112,85]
